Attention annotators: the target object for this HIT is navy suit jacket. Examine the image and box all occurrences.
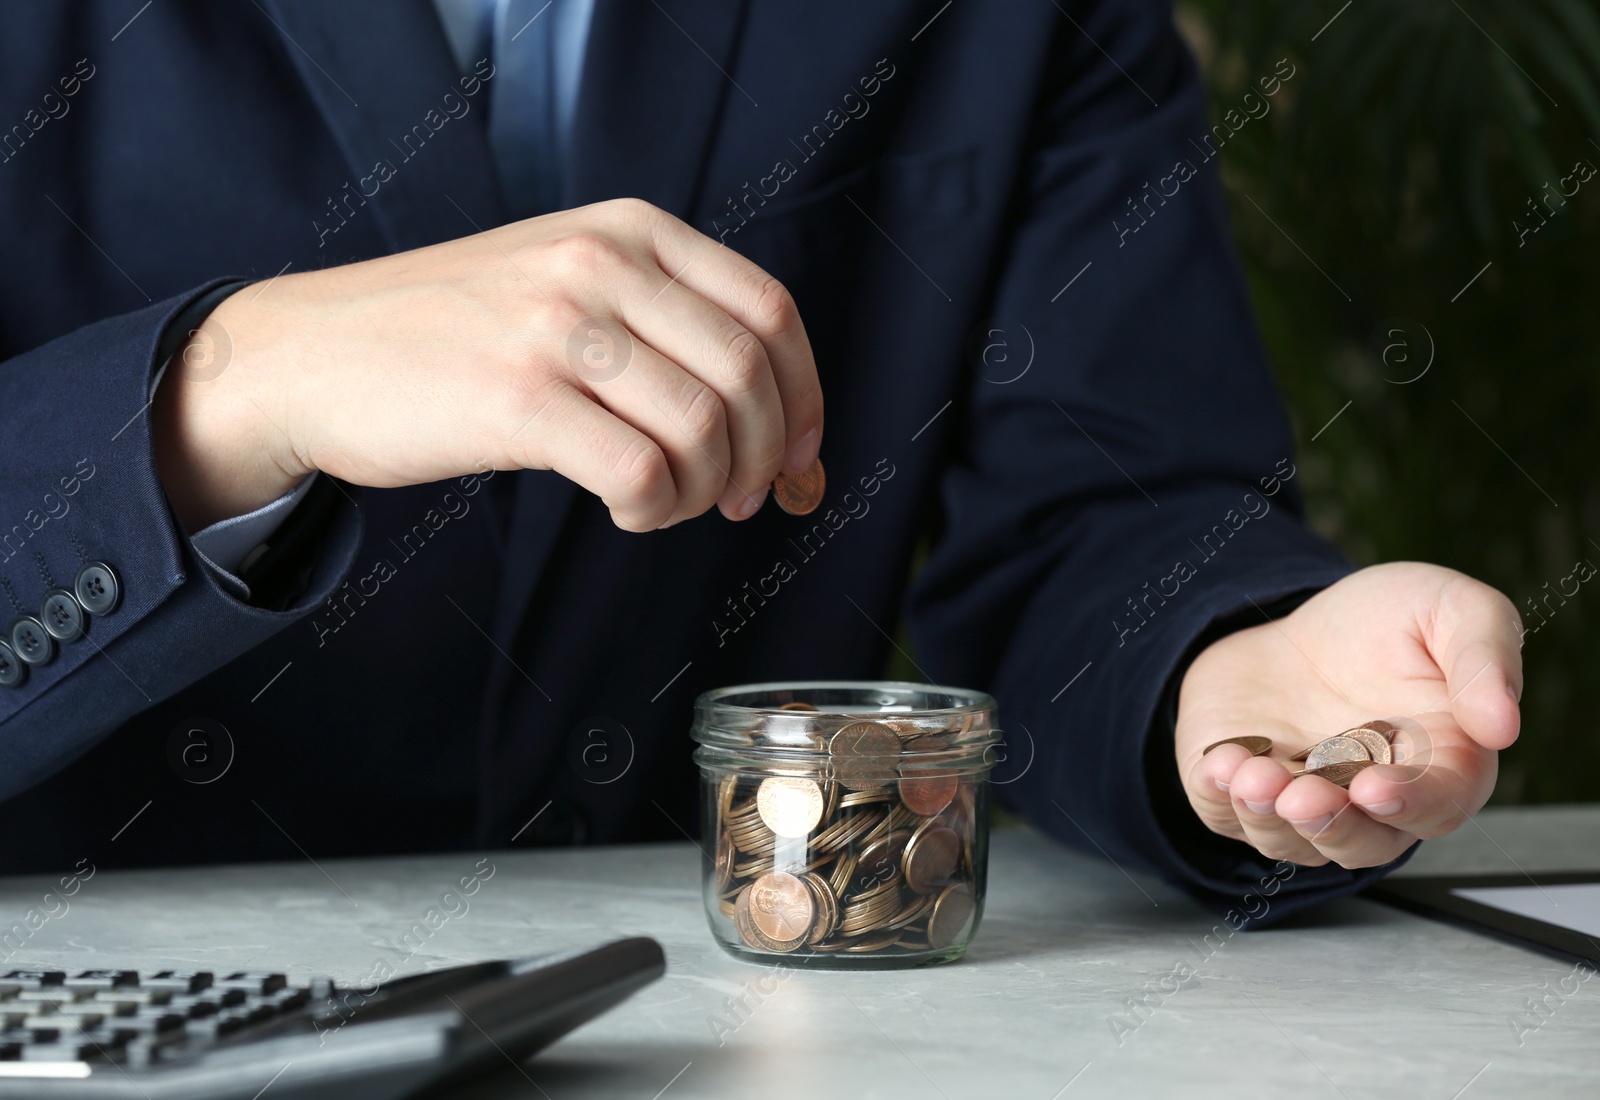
[0,0,1397,924]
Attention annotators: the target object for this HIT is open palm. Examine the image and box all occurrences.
[1176,562,1523,868]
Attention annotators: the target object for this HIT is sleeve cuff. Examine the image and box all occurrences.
[189,473,319,597]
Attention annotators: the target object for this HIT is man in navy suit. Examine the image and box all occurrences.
[0,0,1522,924]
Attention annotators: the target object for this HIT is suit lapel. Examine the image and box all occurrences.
[257,0,507,252]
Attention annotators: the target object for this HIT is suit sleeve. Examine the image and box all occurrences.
[0,281,362,802]
[908,2,1411,925]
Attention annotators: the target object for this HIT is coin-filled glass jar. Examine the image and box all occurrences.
[691,681,999,969]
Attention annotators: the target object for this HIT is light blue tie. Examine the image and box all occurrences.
[488,0,559,220]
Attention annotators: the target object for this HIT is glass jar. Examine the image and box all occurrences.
[691,681,999,969]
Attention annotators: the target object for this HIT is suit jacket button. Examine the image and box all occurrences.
[41,589,85,642]
[0,641,24,687]
[10,616,54,665]
[74,562,121,616]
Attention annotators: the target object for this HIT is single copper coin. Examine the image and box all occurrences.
[926,883,976,949]
[777,701,818,711]
[756,776,825,837]
[903,825,960,894]
[1202,735,1273,757]
[773,457,826,515]
[1304,734,1370,771]
[749,871,815,944]
[1361,719,1399,742]
[830,721,901,791]
[899,736,959,816]
[1345,727,1392,766]
[1304,759,1376,788]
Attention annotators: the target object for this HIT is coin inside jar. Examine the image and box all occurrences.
[829,721,901,791]
[1303,734,1370,770]
[898,736,959,816]
[756,776,825,837]
[852,830,910,893]
[749,871,816,944]
[926,883,976,949]
[903,824,960,894]
[772,457,826,515]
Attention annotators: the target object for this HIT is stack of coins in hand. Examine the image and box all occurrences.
[1203,719,1398,787]
[695,689,996,966]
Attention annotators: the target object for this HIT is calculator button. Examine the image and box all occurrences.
[116,1011,185,1035]
[20,1041,106,1062]
[94,988,171,1007]
[216,972,286,995]
[65,970,139,991]
[2,971,65,988]
[143,971,212,993]
[16,989,90,1006]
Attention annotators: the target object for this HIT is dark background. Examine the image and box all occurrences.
[892,0,1600,805]
[1183,0,1600,804]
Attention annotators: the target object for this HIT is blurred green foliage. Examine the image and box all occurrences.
[1179,0,1600,803]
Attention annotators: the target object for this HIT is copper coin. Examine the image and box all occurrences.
[803,873,838,944]
[927,883,976,949]
[714,829,734,893]
[903,825,960,894]
[777,701,818,711]
[1303,735,1370,771]
[717,774,739,823]
[851,830,911,893]
[733,886,760,948]
[1345,727,1392,766]
[898,735,959,816]
[1304,759,1376,788]
[1289,745,1313,762]
[773,457,826,515]
[829,721,901,791]
[1361,719,1399,742]
[757,776,825,837]
[841,929,904,953]
[1202,735,1273,757]
[749,871,815,944]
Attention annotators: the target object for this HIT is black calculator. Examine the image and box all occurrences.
[0,937,664,1098]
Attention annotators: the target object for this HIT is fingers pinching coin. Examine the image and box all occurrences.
[1203,721,1398,789]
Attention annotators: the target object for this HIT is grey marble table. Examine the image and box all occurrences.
[2,806,1597,1099]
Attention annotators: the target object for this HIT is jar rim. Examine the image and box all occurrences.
[691,679,999,753]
